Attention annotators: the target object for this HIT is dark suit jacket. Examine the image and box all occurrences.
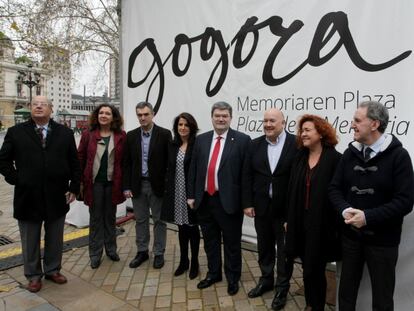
[161,141,197,224]
[122,124,172,197]
[243,132,297,220]
[187,128,251,214]
[0,119,80,221]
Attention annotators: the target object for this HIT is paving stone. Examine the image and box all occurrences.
[172,286,186,303]
[27,303,60,311]
[113,290,127,300]
[187,289,201,299]
[234,299,254,311]
[111,303,138,311]
[218,295,234,307]
[100,284,115,293]
[126,282,143,300]
[103,272,120,286]
[114,276,132,292]
[142,285,157,297]
[139,296,156,310]
[173,279,185,288]
[146,277,159,287]
[157,282,172,296]
[187,298,203,310]
[155,295,171,308]
[171,302,187,311]
[202,290,218,305]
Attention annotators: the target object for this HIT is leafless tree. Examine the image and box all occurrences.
[0,0,120,63]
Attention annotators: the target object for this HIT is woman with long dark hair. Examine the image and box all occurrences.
[286,114,342,311]
[78,104,126,269]
[161,112,200,279]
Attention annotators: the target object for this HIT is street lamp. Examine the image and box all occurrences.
[17,63,41,104]
[89,94,98,111]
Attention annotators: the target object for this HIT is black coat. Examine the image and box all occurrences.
[122,124,172,197]
[0,119,81,221]
[242,132,297,220]
[329,135,414,247]
[161,141,197,224]
[286,146,342,262]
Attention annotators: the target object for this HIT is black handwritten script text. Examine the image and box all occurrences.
[127,11,411,113]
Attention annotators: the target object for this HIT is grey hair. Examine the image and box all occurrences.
[359,101,389,133]
[211,101,233,117]
[135,101,154,113]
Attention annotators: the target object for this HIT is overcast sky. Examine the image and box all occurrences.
[71,51,108,96]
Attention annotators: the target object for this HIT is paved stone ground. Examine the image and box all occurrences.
[0,174,336,310]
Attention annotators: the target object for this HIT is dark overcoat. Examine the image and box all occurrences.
[161,141,197,224]
[0,119,81,221]
[286,146,342,262]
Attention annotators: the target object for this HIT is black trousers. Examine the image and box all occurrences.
[254,208,293,293]
[197,192,243,283]
[301,243,327,311]
[339,235,398,311]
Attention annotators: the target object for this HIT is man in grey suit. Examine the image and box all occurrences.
[187,101,251,296]
[0,95,80,292]
[123,102,172,269]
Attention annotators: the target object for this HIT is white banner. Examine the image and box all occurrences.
[122,1,414,309]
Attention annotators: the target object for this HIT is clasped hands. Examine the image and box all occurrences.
[343,207,366,228]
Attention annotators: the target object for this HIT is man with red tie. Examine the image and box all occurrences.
[187,101,251,296]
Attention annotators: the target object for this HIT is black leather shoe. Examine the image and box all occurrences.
[271,291,288,310]
[227,281,239,296]
[153,255,165,269]
[129,252,149,268]
[248,282,273,298]
[90,258,101,269]
[189,261,199,280]
[197,277,222,289]
[174,260,189,276]
[107,253,120,262]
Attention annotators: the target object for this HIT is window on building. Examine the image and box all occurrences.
[17,83,22,97]
[36,85,41,95]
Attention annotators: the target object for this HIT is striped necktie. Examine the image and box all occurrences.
[36,127,46,148]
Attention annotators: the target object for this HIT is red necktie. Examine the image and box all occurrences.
[207,136,222,195]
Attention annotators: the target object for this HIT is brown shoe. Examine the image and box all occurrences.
[45,272,67,284]
[26,279,42,292]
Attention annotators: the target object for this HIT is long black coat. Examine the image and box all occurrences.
[286,146,342,262]
[0,119,81,221]
[161,141,197,224]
